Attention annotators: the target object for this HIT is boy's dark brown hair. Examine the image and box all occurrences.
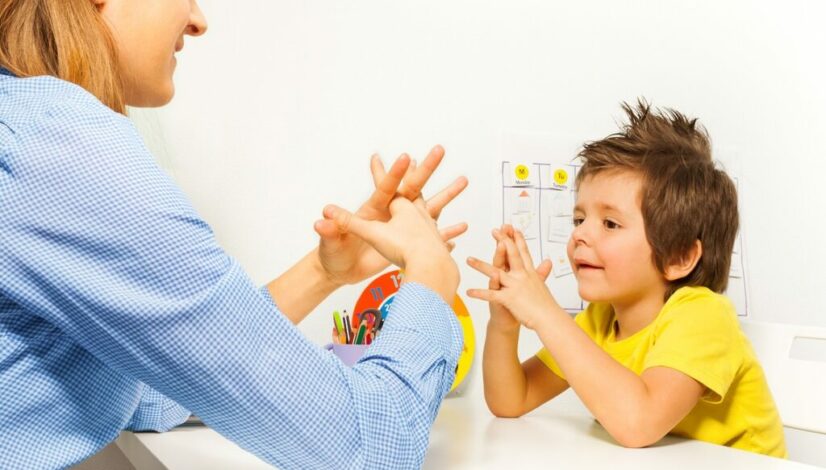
[576,99,739,300]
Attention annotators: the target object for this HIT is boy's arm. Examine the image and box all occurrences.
[479,228,567,417]
[534,312,704,447]
[483,323,569,417]
[469,230,704,447]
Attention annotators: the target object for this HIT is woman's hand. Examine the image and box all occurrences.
[313,145,467,287]
[323,196,460,303]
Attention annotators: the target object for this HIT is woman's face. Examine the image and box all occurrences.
[95,0,207,107]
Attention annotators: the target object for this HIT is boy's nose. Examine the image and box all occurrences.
[570,222,592,246]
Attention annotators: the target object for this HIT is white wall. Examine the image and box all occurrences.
[134,0,826,374]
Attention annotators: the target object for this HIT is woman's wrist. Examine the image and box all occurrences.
[265,249,342,324]
[403,253,459,304]
[311,248,347,290]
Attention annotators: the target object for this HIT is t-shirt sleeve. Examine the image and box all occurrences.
[643,294,743,403]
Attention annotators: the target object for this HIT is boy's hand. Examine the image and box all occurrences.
[467,228,557,331]
[486,231,519,332]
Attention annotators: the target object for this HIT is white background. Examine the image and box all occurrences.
[131,0,826,380]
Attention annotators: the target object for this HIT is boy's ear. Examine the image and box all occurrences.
[664,239,703,281]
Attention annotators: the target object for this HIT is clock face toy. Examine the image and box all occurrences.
[353,270,475,392]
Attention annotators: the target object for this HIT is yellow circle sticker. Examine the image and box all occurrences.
[515,164,530,181]
[553,168,568,185]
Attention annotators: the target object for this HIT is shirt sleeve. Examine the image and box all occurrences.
[643,293,743,403]
[0,92,463,469]
[125,384,191,432]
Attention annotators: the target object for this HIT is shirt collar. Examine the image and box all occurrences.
[0,67,14,77]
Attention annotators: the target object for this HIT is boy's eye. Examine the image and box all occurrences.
[572,217,584,227]
[603,219,620,230]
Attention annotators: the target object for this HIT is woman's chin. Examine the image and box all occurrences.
[126,84,175,108]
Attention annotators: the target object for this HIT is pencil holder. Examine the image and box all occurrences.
[325,343,370,367]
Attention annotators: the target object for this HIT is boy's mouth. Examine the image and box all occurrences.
[574,259,604,271]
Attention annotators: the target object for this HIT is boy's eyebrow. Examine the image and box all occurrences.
[573,202,625,214]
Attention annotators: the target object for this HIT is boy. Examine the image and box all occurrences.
[467,101,786,457]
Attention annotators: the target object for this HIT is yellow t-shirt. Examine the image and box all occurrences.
[536,286,787,458]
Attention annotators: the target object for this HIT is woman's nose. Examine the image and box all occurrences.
[187,1,208,37]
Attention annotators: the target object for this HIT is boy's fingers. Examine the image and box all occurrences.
[492,239,507,270]
[513,230,536,270]
[466,288,497,303]
[466,256,499,279]
[489,269,501,290]
[502,237,524,273]
[502,224,515,238]
[536,258,553,281]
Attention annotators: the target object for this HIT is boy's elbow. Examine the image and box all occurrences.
[613,431,657,449]
[607,415,664,449]
[484,397,525,419]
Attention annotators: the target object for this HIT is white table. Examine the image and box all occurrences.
[117,392,815,469]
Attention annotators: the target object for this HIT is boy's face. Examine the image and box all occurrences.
[567,171,667,306]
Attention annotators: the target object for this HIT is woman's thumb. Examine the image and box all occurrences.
[323,204,370,239]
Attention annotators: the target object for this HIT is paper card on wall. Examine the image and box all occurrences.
[549,250,573,278]
[729,253,743,279]
[548,215,574,244]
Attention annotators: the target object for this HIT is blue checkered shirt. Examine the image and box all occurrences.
[0,68,463,469]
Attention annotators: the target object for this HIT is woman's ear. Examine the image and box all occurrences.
[664,239,703,281]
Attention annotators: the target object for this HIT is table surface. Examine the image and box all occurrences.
[117,391,816,470]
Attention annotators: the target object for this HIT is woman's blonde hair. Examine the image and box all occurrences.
[0,0,125,114]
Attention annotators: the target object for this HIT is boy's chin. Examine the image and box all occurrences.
[577,287,607,304]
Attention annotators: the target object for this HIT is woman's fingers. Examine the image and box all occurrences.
[323,204,375,241]
[439,222,468,242]
[398,144,445,200]
[425,176,468,220]
[313,218,340,239]
[370,153,386,187]
[364,154,410,214]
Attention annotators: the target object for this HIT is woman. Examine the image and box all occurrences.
[0,1,468,468]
